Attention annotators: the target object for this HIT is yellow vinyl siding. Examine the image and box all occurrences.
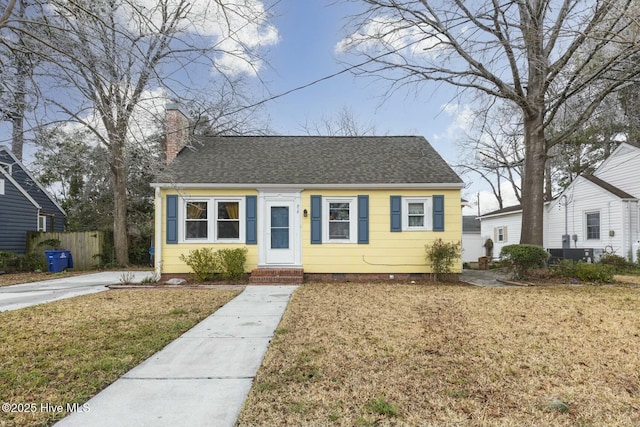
[158,189,258,274]
[157,187,461,274]
[301,189,461,273]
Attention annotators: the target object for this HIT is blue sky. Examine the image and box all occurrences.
[258,0,464,165]
[2,0,505,212]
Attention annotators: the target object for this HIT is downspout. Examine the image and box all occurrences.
[628,200,633,261]
[154,187,162,278]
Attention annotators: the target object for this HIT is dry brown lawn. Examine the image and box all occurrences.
[0,288,240,427]
[238,283,640,427]
[0,271,91,287]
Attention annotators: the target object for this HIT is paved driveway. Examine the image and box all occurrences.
[0,271,155,312]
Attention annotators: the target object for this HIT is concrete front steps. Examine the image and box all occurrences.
[249,268,304,285]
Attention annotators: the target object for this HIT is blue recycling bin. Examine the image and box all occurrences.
[149,247,155,266]
[45,250,74,273]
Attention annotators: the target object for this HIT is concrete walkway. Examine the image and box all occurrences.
[55,285,297,427]
[460,268,511,287]
[0,271,155,312]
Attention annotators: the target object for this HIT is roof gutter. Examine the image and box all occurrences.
[150,182,465,190]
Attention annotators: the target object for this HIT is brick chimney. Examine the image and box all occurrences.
[165,103,190,165]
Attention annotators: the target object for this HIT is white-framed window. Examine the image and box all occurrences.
[38,215,47,231]
[0,178,4,195]
[185,200,208,240]
[585,211,600,240]
[181,197,244,242]
[324,197,357,243]
[402,198,432,230]
[495,226,507,243]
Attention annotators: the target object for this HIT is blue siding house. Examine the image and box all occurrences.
[0,146,66,253]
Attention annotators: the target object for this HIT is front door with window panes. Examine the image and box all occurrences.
[265,199,295,264]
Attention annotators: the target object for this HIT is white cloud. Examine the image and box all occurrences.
[60,87,168,146]
[52,0,279,77]
[140,0,279,76]
[335,14,446,60]
[432,102,474,142]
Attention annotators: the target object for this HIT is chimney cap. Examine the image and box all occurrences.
[166,102,189,117]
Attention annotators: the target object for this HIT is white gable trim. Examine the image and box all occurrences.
[593,142,640,177]
[0,145,66,215]
[0,167,41,209]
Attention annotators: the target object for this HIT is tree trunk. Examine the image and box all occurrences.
[111,138,129,266]
[520,113,546,246]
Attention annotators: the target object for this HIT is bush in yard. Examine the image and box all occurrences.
[552,259,577,278]
[425,239,461,281]
[216,248,248,280]
[575,262,614,283]
[0,251,19,273]
[500,244,549,279]
[179,248,219,281]
[598,254,634,273]
[552,259,614,283]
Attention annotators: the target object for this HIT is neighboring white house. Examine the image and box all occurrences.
[462,215,483,263]
[479,142,640,261]
[479,205,529,259]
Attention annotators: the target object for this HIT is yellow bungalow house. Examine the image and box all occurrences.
[151,106,464,283]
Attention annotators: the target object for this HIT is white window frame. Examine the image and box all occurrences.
[323,197,358,243]
[496,227,506,243]
[180,197,245,243]
[402,197,432,231]
[38,214,47,231]
[0,178,4,195]
[585,211,601,240]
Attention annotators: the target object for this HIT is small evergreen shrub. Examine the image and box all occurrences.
[552,259,577,278]
[575,262,614,283]
[425,239,461,281]
[500,244,549,279]
[179,248,219,281]
[0,251,19,273]
[553,260,614,283]
[217,248,248,280]
[179,247,248,282]
[0,251,45,272]
[598,254,634,273]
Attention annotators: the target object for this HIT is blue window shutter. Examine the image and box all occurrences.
[246,195,257,244]
[358,195,369,244]
[390,195,401,232]
[166,195,178,244]
[433,195,445,231]
[311,195,322,244]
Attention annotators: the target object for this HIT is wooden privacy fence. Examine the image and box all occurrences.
[27,231,105,270]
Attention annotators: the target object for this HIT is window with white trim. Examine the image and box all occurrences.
[496,226,506,242]
[324,197,357,243]
[182,197,244,242]
[185,201,208,240]
[38,215,47,231]
[0,178,4,195]
[402,198,432,231]
[586,211,600,240]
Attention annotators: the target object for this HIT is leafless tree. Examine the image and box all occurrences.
[455,100,523,209]
[300,105,378,136]
[23,0,276,265]
[339,0,640,245]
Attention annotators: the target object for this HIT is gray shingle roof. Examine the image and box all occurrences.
[462,216,481,234]
[157,136,463,186]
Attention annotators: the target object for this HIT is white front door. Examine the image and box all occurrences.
[260,192,301,266]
